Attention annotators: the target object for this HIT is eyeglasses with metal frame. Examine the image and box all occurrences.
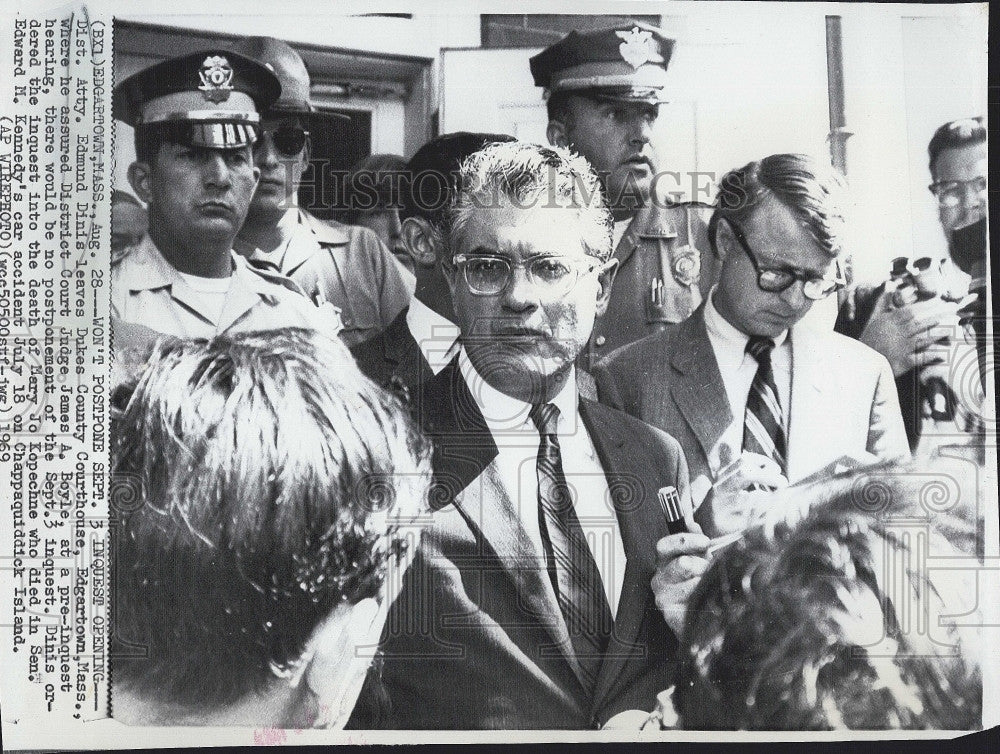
[451,253,605,297]
[928,177,987,209]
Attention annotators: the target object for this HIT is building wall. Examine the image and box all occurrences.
[112,5,987,284]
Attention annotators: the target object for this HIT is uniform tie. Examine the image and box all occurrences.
[529,402,613,695]
[743,336,787,474]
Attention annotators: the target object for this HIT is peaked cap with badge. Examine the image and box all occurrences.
[530,21,675,104]
[113,48,281,150]
[531,22,719,368]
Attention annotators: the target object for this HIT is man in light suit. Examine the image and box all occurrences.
[594,153,910,537]
[347,142,696,729]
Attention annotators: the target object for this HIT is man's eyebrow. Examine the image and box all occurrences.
[466,246,499,256]
[761,254,833,278]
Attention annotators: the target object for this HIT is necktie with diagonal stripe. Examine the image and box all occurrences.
[743,336,787,475]
[529,402,613,695]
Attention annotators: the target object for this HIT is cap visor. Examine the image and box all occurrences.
[588,90,670,105]
[268,104,352,122]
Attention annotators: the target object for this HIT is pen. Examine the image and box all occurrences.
[657,486,688,535]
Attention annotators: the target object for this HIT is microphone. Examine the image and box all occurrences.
[657,486,688,535]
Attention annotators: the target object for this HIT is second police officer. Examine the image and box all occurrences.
[531,22,718,367]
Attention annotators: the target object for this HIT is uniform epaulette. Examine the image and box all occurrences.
[245,262,311,297]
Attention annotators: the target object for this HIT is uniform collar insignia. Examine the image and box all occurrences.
[616,26,657,70]
[198,55,235,103]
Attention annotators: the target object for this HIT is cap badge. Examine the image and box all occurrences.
[198,55,235,103]
[616,27,658,70]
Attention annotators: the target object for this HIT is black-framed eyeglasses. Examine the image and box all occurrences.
[928,177,986,208]
[254,124,309,158]
[725,219,845,300]
[451,253,604,297]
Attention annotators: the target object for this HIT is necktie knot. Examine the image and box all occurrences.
[529,402,560,435]
[746,336,775,364]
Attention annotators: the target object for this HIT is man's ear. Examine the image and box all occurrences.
[304,598,384,729]
[595,257,619,317]
[547,119,570,149]
[127,161,153,205]
[712,217,733,263]
[400,217,438,269]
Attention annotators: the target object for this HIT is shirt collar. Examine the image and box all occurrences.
[457,346,577,435]
[277,207,300,238]
[407,298,460,373]
[704,286,788,369]
[298,209,349,245]
[119,235,238,292]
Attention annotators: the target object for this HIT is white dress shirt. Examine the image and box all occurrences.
[457,348,626,615]
[702,289,792,477]
[406,297,461,375]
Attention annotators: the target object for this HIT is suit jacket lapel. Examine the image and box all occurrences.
[450,461,585,688]
[786,327,826,482]
[669,309,732,464]
[417,356,497,500]
[375,308,419,378]
[580,399,667,715]
[390,313,432,388]
[418,360,583,685]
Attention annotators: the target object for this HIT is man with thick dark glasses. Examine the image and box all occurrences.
[595,153,909,538]
[232,37,411,347]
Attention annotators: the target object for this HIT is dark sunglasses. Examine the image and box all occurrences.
[254,124,309,158]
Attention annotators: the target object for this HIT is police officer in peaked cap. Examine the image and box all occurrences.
[111,49,341,384]
[531,22,717,368]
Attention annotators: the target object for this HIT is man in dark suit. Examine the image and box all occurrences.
[350,132,515,392]
[595,154,910,537]
[348,141,698,729]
